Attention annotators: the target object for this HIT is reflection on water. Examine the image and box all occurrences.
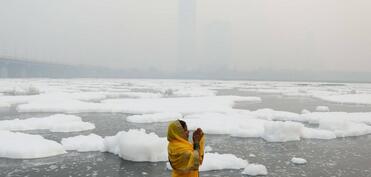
[1,91,371,177]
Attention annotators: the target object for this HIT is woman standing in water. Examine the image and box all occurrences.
[167,120,205,177]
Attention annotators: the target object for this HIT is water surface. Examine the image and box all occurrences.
[1,90,371,177]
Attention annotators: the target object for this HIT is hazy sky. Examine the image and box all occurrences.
[0,0,371,73]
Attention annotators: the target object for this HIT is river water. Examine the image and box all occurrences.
[1,89,371,177]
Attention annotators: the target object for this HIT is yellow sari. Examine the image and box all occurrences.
[167,120,205,177]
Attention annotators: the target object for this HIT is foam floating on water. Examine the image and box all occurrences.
[2,85,41,96]
[113,92,162,98]
[62,129,252,172]
[291,157,307,164]
[167,152,248,172]
[17,96,261,114]
[242,163,268,176]
[199,153,249,171]
[205,145,213,152]
[183,110,371,142]
[0,114,95,132]
[170,87,217,97]
[126,112,182,123]
[0,130,66,159]
[317,94,371,105]
[318,117,371,137]
[61,134,106,152]
[262,121,303,142]
[238,81,371,105]
[315,106,330,112]
[104,129,168,162]
[0,102,11,108]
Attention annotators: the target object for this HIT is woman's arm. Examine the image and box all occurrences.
[193,128,205,166]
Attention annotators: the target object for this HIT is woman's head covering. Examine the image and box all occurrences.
[167,120,188,142]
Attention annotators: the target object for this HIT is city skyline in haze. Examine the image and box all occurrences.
[0,0,371,78]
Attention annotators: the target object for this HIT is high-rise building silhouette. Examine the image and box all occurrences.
[177,0,196,71]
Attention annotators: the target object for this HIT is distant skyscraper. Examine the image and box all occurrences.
[178,0,196,71]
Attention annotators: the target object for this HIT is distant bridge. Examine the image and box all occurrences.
[0,57,148,78]
[2,58,370,82]
[0,58,39,78]
[0,57,105,78]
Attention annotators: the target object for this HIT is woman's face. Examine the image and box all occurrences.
[183,124,189,140]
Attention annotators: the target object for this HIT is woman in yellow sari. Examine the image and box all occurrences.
[167,120,205,177]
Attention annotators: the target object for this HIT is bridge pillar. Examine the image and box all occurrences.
[1,63,8,78]
[20,64,27,78]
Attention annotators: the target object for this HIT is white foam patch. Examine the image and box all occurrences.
[239,81,371,105]
[171,87,217,97]
[301,109,311,114]
[185,111,334,142]
[0,92,106,107]
[133,82,218,97]
[316,106,330,112]
[120,108,371,142]
[104,129,168,162]
[251,109,301,122]
[3,85,41,96]
[184,110,371,142]
[205,146,213,152]
[17,99,100,113]
[262,121,303,142]
[349,114,371,125]
[242,164,268,176]
[240,88,284,94]
[61,134,105,152]
[0,131,66,159]
[239,84,311,97]
[251,110,371,130]
[0,95,35,105]
[317,94,371,105]
[17,96,261,114]
[59,92,108,101]
[60,129,251,170]
[259,111,371,139]
[167,153,248,171]
[102,96,261,114]
[2,79,371,144]
[200,153,248,171]
[0,114,95,132]
[0,90,162,107]
[184,112,266,137]
[2,79,371,105]
[0,102,11,108]
[319,118,371,137]
[126,112,182,123]
[114,92,162,98]
[300,127,336,139]
[291,157,307,164]
[301,112,371,125]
